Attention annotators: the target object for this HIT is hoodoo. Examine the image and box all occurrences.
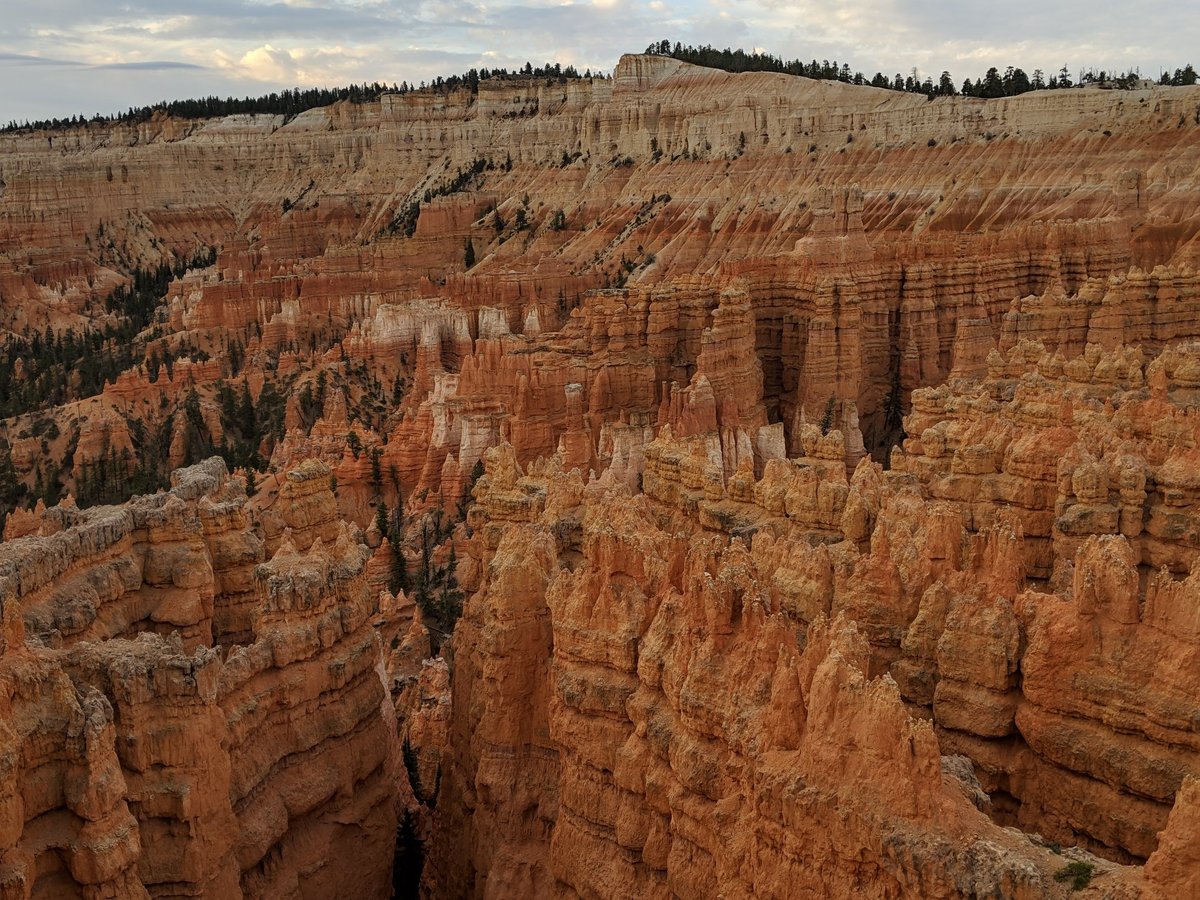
[2,48,1200,898]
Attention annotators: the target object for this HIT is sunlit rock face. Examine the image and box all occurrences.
[426,383,1200,896]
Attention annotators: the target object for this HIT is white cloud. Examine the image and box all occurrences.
[143,16,196,36]
[234,44,299,82]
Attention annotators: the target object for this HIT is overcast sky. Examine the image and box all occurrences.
[2,0,1196,123]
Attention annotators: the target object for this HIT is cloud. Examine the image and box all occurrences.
[91,60,206,70]
[221,43,301,82]
[0,51,83,67]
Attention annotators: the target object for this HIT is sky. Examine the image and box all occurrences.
[2,0,1196,123]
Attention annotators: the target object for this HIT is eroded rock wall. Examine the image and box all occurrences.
[427,339,1200,897]
[0,458,397,898]
[4,55,1200,516]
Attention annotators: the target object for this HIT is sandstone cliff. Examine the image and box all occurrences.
[3,55,1200,511]
[425,431,1200,897]
[0,458,397,898]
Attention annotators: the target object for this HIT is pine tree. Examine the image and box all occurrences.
[464,238,476,269]
[981,67,1004,98]
[388,509,409,595]
[884,368,905,436]
[370,447,383,493]
[183,388,210,464]
[819,396,836,435]
[42,461,62,506]
[217,380,238,430]
[401,737,422,796]
[393,808,424,897]
[238,380,256,440]
[0,440,27,525]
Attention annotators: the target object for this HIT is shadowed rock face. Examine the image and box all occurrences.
[0,458,397,898]
[3,52,1200,899]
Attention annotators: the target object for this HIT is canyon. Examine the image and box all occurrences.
[2,53,1200,897]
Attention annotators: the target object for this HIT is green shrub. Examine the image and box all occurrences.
[1053,861,1094,891]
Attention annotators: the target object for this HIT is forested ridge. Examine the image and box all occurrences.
[645,40,1197,98]
[2,62,599,134]
[8,43,1195,135]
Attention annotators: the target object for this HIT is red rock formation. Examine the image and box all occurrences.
[425,324,1200,888]
[4,52,1200,899]
[5,55,1200,509]
[0,458,397,897]
[427,441,1200,896]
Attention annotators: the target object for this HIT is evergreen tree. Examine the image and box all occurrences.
[256,379,286,443]
[464,238,476,268]
[42,461,62,506]
[388,507,409,595]
[819,396,836,435]
[457,458,486,519]
[370,447,384,494]
[0,439,27,526]
[981,67,1005,98]
[401,737,422,797]
[238,380,256,440]
[183,388,212,464]
[393,808,424,899]
[1004,66,1032,95]
[884,367,906,438]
